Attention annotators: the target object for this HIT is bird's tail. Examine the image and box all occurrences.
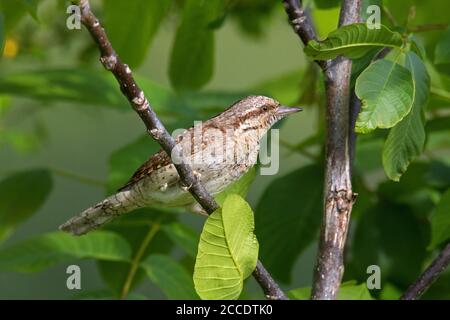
[59,190,139,236]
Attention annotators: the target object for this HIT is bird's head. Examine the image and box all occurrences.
[225,95,302,134]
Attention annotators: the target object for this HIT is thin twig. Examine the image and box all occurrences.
[74,0,287,300]
[401,242,450,300]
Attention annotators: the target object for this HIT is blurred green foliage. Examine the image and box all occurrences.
[0,0,448,300]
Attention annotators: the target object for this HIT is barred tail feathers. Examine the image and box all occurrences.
[59,190,139,236]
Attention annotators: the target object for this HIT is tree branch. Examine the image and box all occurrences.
[74,0,286,300]
[282,0,330,70]
[310,0,361,300]
[401,242,450,300]
[283,0,361,299]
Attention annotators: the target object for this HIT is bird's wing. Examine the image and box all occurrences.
[118,120,223,192]
[118,149,172,191]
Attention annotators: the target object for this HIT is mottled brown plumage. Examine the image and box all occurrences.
[60,96,301,235]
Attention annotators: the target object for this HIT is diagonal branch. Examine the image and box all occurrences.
[282,0,330,70]
[401,242,450,300]
[73,0,287,300]
[283,0,361,299]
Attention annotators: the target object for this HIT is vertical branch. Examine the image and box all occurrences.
[401,242,450,300]
[284,0,361,299]
[73,0,287,300]
[311,0,361,300]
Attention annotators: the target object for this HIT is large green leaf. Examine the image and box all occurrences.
[304,23,403,60]
[0,231,131,272]
[355,59,414,133]
[169,0,223,91]
[193,195,258,300]
[435,27,450,65]
[141,254,198,299]
[382,52,430,181]
[429,189,450,249]
[255,165,323,283]
[104,0,172,68]
[289,281,373,300]
[0,169,52,241]
[0,69,198,119]
[0,69,126,108]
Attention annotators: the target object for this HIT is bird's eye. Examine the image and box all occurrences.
[262,106,268,111]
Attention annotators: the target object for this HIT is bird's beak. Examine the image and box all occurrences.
[277,106,303,117]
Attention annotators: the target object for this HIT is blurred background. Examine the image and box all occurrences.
[0,0,449,299]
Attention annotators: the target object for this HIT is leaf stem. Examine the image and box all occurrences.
[120,221,161,300]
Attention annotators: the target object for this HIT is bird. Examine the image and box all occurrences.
[59,95,302,235]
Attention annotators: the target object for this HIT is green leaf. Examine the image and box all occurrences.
[435,27,450,65]
[0,69,200,120]
[0,231,131,272]
[351,47,382,87]
[304,23,403,60]
[104,0,172,68]
[382,52,430,181]
[289,281,373,300]
[141,254,199,300]
[194,194,258,300]
[255,165,323,283]
[429,189,450,249]
[162,222,199,258]
[214,167,256,206]
[0,169,52,242]
[355,59,414,133]
[0,69,126,109]
[169,0,223,91]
